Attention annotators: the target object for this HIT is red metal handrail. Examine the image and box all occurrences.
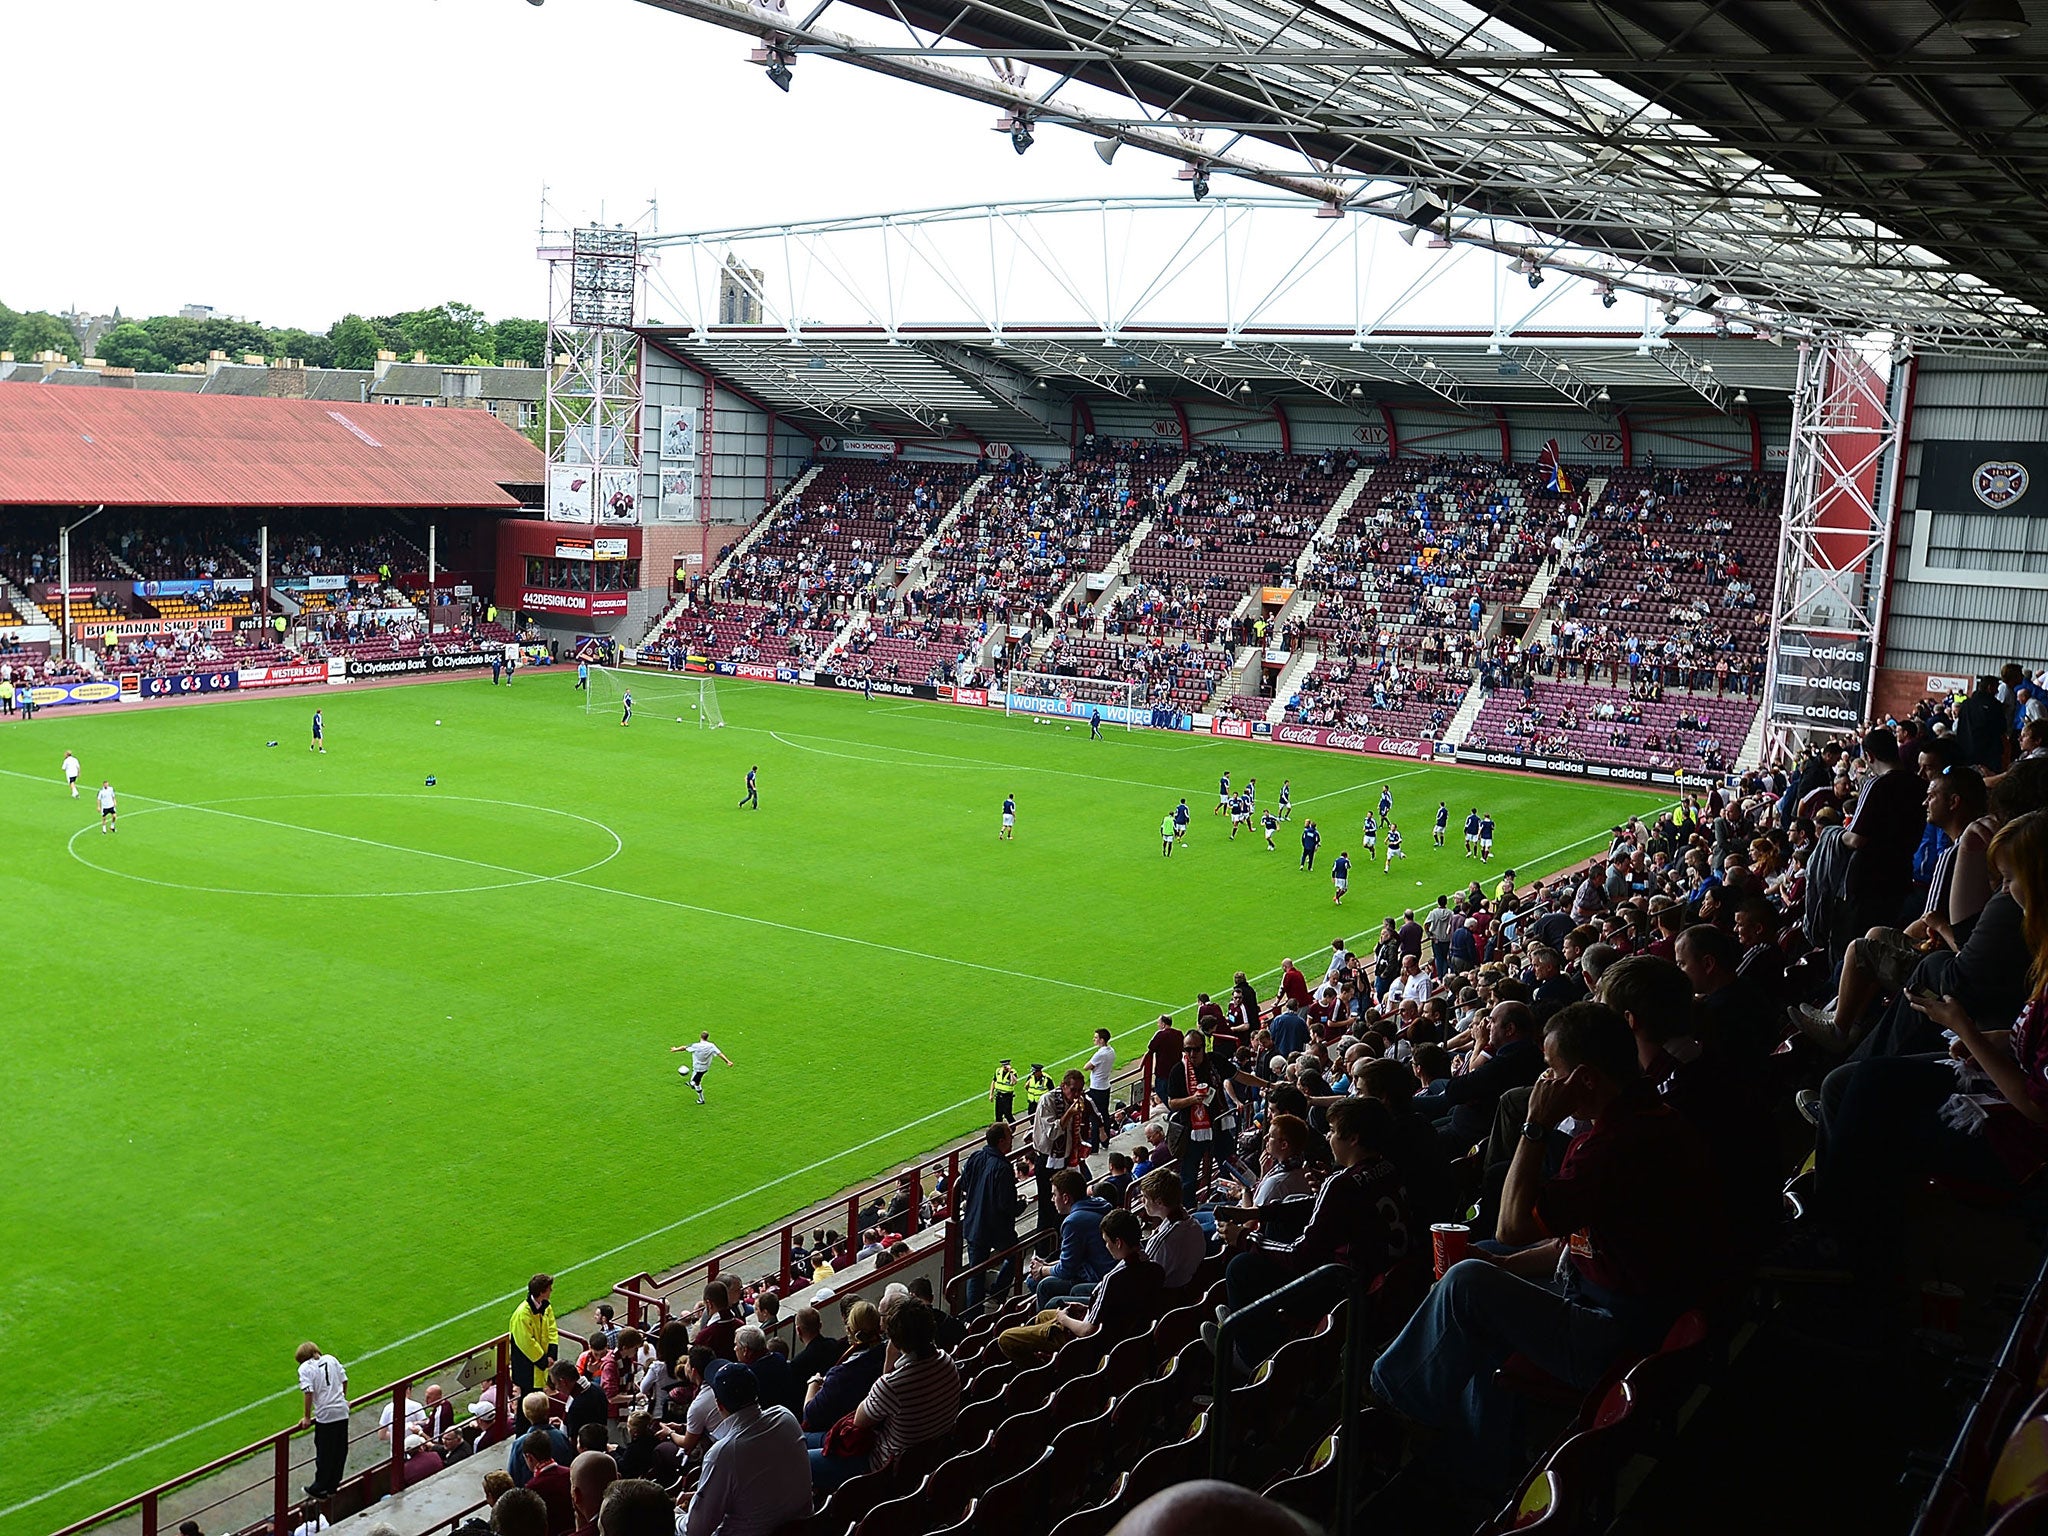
[48,1337,514,1536]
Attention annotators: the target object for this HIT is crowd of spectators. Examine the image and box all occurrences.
[250,655,2048,1536]
[913,441,1175,631]
[1539,466,1779,692]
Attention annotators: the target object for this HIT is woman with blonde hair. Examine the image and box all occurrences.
[1814,809,2048,1273]
[799,1299,885,1440]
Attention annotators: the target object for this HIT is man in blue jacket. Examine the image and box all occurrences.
[1027,1169,1112,1304]
[958,1121,1025,1312]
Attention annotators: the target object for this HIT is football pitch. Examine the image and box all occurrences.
[0,673,1664,1532]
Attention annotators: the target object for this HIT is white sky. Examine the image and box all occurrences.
[2,0,1146,330]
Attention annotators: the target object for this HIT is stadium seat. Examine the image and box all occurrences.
[1484,1379,1639,1535]
[1109,1347,1207,1468]
[1991,1492,2048,1536]
[916,1433,994,1529]
[1047,1480,1127,1536]
[812,1467,900,1536]
[1119,1410,1209,1509]
[1263,1430,1339,1529]
[1099,1334,1154,1400]
[973,1445,1055,1536]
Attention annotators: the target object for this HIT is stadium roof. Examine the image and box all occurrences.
[0,387,543,508]
[637,0,2048,350]
[644,321,1798,439]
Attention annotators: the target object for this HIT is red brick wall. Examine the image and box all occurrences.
[1873,665,1972,721]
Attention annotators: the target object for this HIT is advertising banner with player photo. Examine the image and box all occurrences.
[1918,440,2048,517]
[659,405,699,465]
[596,466,639,525]
[1768,630,1871,730]
[659,467,697,521]
[547,465,593,523]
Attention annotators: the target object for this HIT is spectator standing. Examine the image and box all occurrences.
[1086,1028,1117,1140]
[958,1121,1022,1311]
[1957,675,2009,773]
[1144,1016,1186,1115]
[1030,1069,1089,1228]
[294,1342,350,1500]
[1425,896,1457,975]
[1837,729,1928,958]
[510,1275,560,1397]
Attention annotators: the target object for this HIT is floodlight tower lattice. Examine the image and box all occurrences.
[1757,334,1912,765]
[541,226,650,521]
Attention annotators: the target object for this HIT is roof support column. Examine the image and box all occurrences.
[1379,402,1398,461]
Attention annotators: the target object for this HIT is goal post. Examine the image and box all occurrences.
[583,665,724,727]
[1001,668,1144,730]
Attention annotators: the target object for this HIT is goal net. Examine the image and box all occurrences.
[1002,669,1144,730]
[584,665,725,727]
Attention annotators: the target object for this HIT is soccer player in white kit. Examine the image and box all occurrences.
[96,780,118,832]
[670,1031,734,1104]
[63,751,80,797]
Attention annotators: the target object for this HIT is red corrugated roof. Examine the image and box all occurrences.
[0,385,544,508]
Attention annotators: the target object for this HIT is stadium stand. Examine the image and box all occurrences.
[50,662,2048,1536]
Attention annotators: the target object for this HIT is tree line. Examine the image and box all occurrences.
[0,300,546,374]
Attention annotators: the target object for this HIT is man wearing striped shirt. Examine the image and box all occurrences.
[808,1299,960,1493]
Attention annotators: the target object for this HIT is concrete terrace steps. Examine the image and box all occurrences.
[1266,642,1321,724]
[633,465,826,651]
[1294,466,1373,582]
[1085,516,1156,631]
[1738,701,1769,773]
[1443,675,1493,746]
[717,464,823,584]
[895,471,995,600]
[1205,643,1264,714]
[3,577,52,629]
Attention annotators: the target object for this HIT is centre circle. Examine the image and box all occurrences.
[67,793,624,899]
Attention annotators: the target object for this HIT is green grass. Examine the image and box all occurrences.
[0,674,1662,1532]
